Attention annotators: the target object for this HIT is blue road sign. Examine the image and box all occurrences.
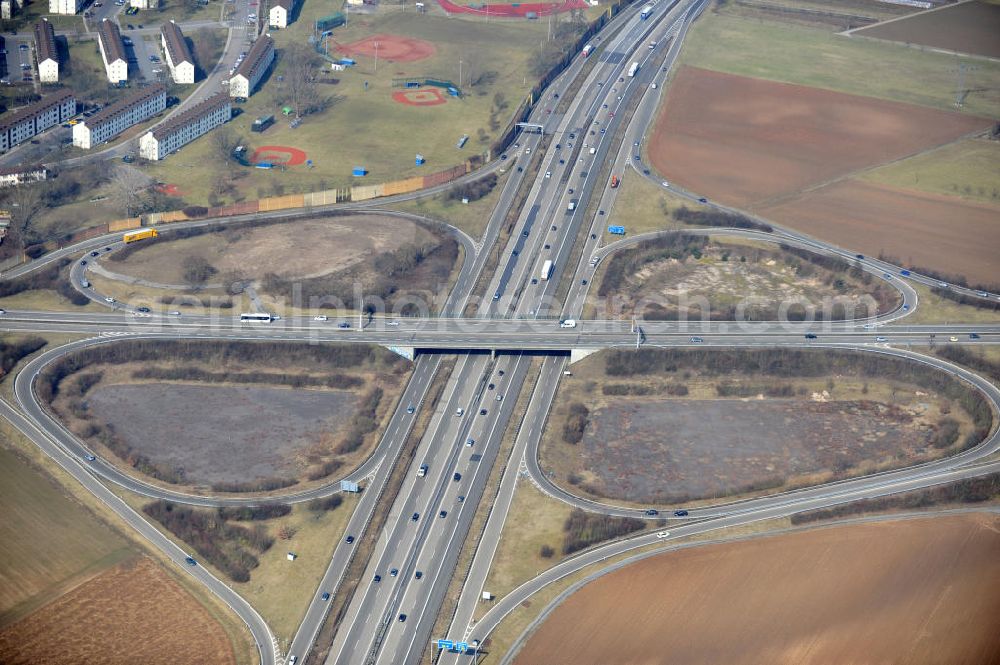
[437,639,454,650]
[608,225,625,235]
[456,642,469,652]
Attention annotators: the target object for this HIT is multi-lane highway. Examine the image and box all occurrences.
[2,0,998,663]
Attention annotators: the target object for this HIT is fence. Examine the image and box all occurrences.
[258,193,306,212]
[109,218,142,232]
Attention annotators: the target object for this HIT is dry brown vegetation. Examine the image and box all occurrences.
[0,557,236,665]
[513,513,1000,665]
[542,349,991,504]
[41,340,408,491]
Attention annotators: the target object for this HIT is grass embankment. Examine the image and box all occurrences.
[904,283,1000,325]
[861,138,1000,206]
[391,168,510,240]
[678,10,1000,117]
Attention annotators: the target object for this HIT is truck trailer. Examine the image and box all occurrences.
[540,259,553,281]
[627,62,640,77]
[122,228,158,243]
[640,3,654,19]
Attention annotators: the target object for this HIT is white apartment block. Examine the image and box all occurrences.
[0,165,49,187]
[0,90,76,153]
[97,19,128,84]
[139,92,231,160]
[161,21,195,84]
[34,19,60,83]
[48,0,81,14]
[1,0,15,20]
[268,0,294,28]
[131,0,158,7]
[73,84,166,149]
[229,35,273,99]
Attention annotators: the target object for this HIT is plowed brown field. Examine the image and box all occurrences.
[649,67,990,207]
[760,180,1000,285]
[513,513,1000,665]
[0,557,236,665]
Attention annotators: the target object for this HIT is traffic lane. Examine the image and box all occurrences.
[382,355,529,664]
[327,355,488,663]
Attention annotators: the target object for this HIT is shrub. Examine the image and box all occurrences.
[562,402,590,444]
[307,495,344,512]
[217,504,291,521]
[562,510,645,555]
[539,544,555,558]
[0,336,46,378]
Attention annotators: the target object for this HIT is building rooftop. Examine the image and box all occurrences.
[0,164,47,176]
[98,18,127,65]
[234,34,273,80]
[271,0,293,10]
[161,20,194,66]
[84,83,166,128]
[0,89,75,134]
[34,18,58,64]
[150,92,229,140]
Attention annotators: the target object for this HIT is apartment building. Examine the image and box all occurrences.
[73,83,166,149]
[0,164,49,187]
[228,34,273,99]
[48,0,81,14]
[34,18,60,83]
[268,0,295,28]
[139,92,231,160]
[0,89,76,153]
[131,0,158,7]
[161,21,195,84]
[97,18,128,84]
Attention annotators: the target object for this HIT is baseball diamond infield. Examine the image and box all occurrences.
[337,34,436,63]
[393,88,448,106]
[251,145,308,166]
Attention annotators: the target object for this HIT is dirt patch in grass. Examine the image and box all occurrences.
[594,235,899,321]
[649,66,991,208]
[0,556,236,665]
[580,399,935,502]
[853,0,1000,59]
[758,179,1000,286]
[513,513,1000,665]
[87,384,358,486]
[108,214,431,285]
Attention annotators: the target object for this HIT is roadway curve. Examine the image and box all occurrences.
[522,345,1000,519]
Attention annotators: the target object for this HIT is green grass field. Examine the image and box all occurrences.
[390,167,512,239]
[860,138,1000,206]
[602,169,701,240]
[678,11,1000,117]
[145,10,555,205]
[0,443,133,627]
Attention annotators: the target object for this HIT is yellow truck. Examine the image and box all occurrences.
[122,228,159,244]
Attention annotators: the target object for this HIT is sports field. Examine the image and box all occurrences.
[853,0,1000,59]
[513,513,1000,665]
[144,11,556,206]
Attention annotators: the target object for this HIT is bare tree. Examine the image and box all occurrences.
[4,184,47,249]
[109,165,148,217]
[276,44,328,117]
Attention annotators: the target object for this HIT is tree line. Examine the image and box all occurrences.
[561,509,646,555]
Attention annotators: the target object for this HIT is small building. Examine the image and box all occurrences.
[130,0,157,7]
[286,552,297,561]
[0,164,49,188]
[1,0,17,20]
[251,114,274,133]
[138,92,231,161]
[268,0,295,28]
[161,21,195,84]
[228,35,273,99]
[97,18,128,84]
[48,0,81,14]
[73,84,166,149]
[34,19,60,83]
[0,89,76,153]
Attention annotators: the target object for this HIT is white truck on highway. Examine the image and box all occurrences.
[559,319,577,328]
[627,62,640,77]
[540,259,553,281]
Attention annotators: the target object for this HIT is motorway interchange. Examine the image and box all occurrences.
[2,0,1000,663]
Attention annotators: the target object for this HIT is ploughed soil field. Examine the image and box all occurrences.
[513,513,1000,665]
[854,0,1000,59]
[649,67,989,208]
[593,235,900,321]
[87,384,357,486]
[580,399,930,501]
[0,557,236,665]
[648,67,994,280]
[759,180,1000,287]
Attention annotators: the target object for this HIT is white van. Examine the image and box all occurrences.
[559,319,577,329]
[589,147,596,155]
